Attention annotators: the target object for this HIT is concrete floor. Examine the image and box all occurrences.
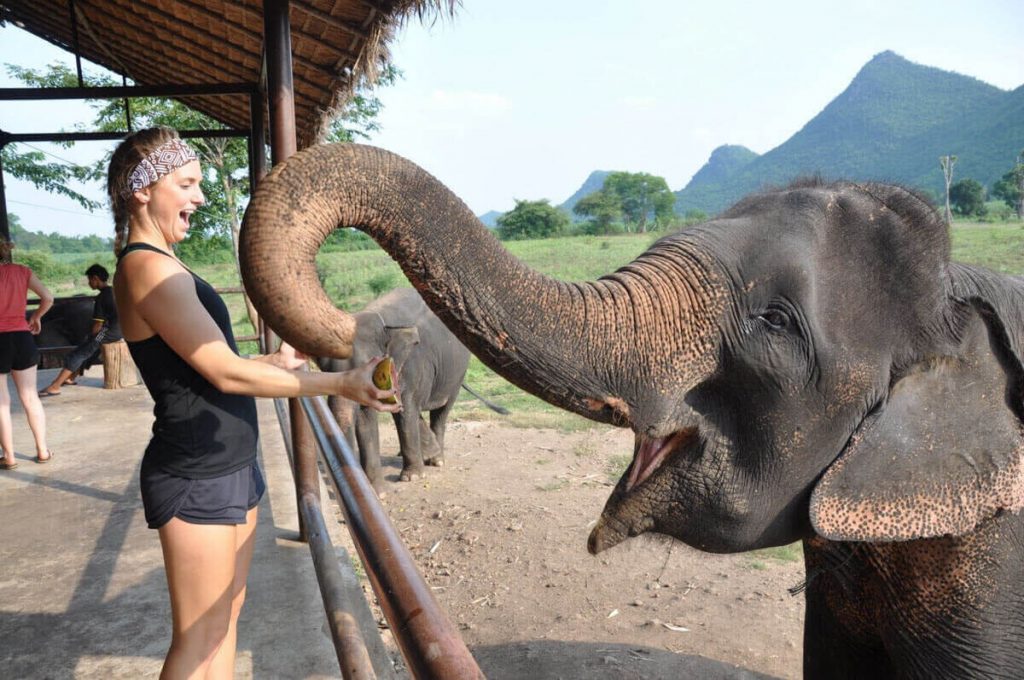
[0,367,350,679]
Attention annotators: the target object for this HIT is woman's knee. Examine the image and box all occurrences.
[172,605,233,654]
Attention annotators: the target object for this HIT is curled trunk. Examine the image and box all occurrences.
[240,144,720,426]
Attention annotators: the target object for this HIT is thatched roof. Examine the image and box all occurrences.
[0,0,456,147]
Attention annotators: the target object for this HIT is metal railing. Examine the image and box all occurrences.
[259,317,483,679]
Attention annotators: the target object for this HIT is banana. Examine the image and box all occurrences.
[373,356,398,404]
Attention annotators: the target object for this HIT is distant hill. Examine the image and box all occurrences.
[558,170,613,217]
[477,210,503,228]
[674,51,1024,214]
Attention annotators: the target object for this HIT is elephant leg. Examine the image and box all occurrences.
[354,407,384,492]
[328,395,358,455]
[426,399,457,467]
[395,408,424,482]
[419,416,442,465]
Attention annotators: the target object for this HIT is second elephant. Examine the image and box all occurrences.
[317,288,470,490]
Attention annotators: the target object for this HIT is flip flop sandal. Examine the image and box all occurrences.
[1,460,18,470]
[35,451,53,464]
[38,391,60,398]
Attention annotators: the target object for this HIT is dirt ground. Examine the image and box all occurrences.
[332,420,806,680]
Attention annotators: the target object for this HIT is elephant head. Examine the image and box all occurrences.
[241,144,1024,557]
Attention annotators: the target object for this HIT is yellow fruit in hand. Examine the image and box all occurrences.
[373,357,398,404]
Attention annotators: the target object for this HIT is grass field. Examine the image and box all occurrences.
[33,217,1024,429]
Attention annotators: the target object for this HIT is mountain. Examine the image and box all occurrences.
[477,210,503,228]
[558,170,613,217]
[675,51,1024,214]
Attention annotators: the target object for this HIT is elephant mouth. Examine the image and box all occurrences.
[625,428,699,492]
[589,426,702,555]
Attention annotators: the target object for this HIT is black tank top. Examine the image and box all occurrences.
[118,243,258,478]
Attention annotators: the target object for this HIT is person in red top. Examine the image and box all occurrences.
[0,239,54,469]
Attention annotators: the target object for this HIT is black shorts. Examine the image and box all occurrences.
[0,331,39,373]
[140,460,266,530]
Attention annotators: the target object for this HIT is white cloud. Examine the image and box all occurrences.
[618,96,657,110]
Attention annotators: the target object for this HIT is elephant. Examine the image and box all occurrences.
[30,296,97,370]
[316,287,508,491]
[240,144,1024,678]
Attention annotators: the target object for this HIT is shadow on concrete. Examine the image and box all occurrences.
[0,369,346,678]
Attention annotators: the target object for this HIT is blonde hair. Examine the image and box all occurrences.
[107,126,181,255]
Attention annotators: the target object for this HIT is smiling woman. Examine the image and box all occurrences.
[105,127,403,679]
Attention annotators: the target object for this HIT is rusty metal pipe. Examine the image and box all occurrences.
[298,492,384,680]
[272,398,395,679]
[301,396,485,679]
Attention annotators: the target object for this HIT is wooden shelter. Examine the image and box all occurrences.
[0,0,457,241]
[0,0,453,147]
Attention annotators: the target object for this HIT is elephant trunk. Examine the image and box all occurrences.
[240,144,723,426]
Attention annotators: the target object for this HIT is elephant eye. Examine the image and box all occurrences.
[758,309,790,330]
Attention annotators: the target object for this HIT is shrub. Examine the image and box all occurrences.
[367,271,397,296]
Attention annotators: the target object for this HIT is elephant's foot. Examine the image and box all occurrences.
[367,476,387,498]
[424,455,445,468]
[399,466,426,482]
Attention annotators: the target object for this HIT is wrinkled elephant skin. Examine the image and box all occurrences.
[241,144,1024,677]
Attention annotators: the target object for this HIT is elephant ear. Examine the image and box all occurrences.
[810,299,1024,542]
[385,327,420,371]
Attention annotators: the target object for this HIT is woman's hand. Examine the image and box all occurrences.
[339,357,401,412]
[27,314,42,335]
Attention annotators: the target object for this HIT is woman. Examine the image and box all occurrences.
[0,239,53,469]
[109,127,399,679]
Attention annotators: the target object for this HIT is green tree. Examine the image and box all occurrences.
[4,61,403,261]
[496,199,570,240]
[572,190,622,235]
[949,178,987,217]
[992,154,1024,219]
[602,172,675,232]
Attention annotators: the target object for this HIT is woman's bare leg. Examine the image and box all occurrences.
[11,366,47,460]
[157,519,240,680]
[206,506,258,679]
[0,375,14,466]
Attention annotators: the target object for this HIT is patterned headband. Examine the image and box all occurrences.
[121,137,198,198]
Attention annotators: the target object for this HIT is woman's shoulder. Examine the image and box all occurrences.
[117,249,191,296]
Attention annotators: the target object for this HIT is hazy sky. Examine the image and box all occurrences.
[2,0,1023,237]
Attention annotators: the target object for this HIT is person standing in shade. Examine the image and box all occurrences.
[39,263,122,396]
[0,239,54,468]
[108,126,401,679]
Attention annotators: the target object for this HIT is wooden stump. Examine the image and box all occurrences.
[101,340,138,389]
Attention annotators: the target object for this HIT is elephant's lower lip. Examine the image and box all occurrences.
[625,428,698,492]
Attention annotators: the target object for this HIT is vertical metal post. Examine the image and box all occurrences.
[264,0,296,165]
[0,140,9,242]
[123,74,133,132]
[263,0,315,542]
[248,88,267,196]
[69,0,84,86]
